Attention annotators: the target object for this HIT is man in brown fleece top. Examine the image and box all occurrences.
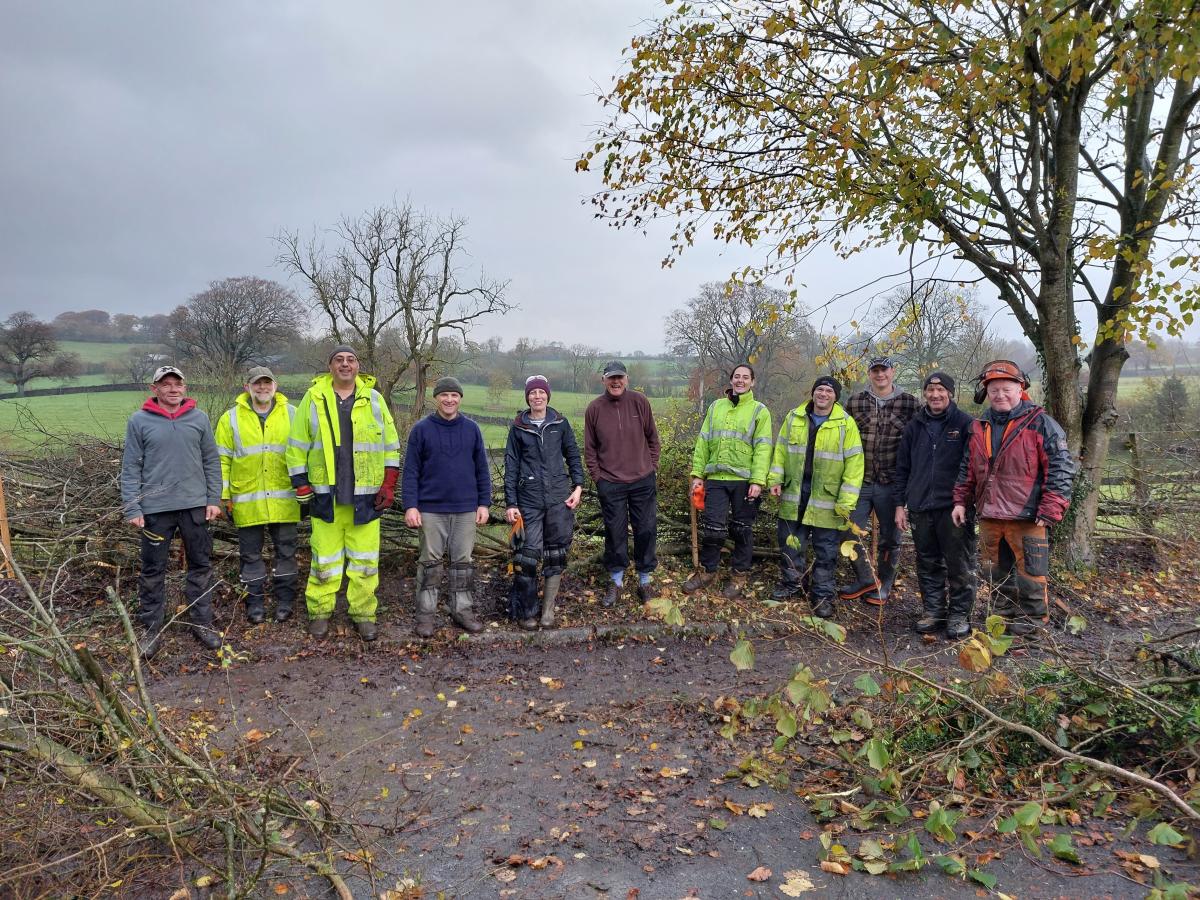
[584,360,661,607]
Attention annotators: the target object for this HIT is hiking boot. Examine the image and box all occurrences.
[839,579,882,602]
[1006,617,1039,636]
[682,570,716,594]
[273,604,293,623]
[192,625,223,651]
[722,573,748,601]
[138,629,163,661]
[415,618,436,639]
[355,620,378,642]
[601,584,619,608]
[518,618,539,631]
[637,581,657,601]
[914,614,945,635]
[771,581,800,600]
[811,597,835,619]
[246,604,266,625]
[452,609,484,634]
[308,618,329,639]
[945,617,971,640]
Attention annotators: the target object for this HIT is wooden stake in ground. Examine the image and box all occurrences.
[0,472,14,578]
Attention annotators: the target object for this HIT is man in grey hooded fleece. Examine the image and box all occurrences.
[120,366,224,658]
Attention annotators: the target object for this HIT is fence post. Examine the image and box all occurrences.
[1125,431,1157,558]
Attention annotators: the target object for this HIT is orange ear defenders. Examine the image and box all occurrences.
[972,360,1031,404]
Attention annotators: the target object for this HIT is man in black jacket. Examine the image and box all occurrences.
[893,372,976,639]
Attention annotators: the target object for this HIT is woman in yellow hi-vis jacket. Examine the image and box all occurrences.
[285,347,400,642]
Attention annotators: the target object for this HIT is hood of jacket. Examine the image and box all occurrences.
[512,406,565,429]
[309,371,378,394]
[141,396,197,420]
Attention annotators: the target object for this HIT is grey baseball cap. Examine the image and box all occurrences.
[151,365,184,383]
[246,366,276,383]
[602,360,628,377]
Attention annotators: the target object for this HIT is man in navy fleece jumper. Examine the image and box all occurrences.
[402,376,492,637]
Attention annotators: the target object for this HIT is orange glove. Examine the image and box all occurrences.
[690,481,706,511]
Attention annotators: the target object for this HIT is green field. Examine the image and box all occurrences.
[57,340,157,364]
[0,381,680,452]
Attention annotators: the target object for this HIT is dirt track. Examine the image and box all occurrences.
[138,570,1196,899]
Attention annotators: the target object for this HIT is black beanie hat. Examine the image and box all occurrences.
[811,375,842,403]
[922,370,956,395]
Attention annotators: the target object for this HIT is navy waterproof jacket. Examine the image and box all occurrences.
[892,402,974,513]
[503,407,584,511]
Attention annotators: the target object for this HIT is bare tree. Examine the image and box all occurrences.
[565,343,601,392]
[168,277,301,381]
[665,282,814,406]
[864,282,1003,393]
[113,347,161,384]
[0,312,80,396]
[277,201,511,415]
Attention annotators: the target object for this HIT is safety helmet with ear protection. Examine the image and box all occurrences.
[972,359,1031,404]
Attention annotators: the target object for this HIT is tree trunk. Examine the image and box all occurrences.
[1066,335,1129,569]
[410,362,429,419]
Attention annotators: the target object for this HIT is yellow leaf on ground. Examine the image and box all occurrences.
[779,870,816,895]
[819,860,849,875]
[659,766,689,778]
[748,802,773,818]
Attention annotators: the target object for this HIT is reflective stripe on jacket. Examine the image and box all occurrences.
[215,392,300,527]
[285,373,401,525]
[690,390,774,484]
[766,402,864,529]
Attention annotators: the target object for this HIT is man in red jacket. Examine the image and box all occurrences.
[952,360,1075,636]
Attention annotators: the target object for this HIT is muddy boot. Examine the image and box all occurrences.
[308,618,329,639]
[877,549,899,601]
[722,572,748,601]
[138,627,164,661]
[914,590,946,635]
[540,573,562,628]
[355,620,378,642]
[449,563,484,633]
[415,560,441,638]
[811,596,835,619]
[273,575,296,623]
[601,582,619,608]
[192,623,223,651]
[945,588,974,640]
[244,587,266,625]
[683,570,716,594]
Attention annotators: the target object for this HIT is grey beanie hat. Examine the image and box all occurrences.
[433,376,464,396]
[328,344,358,362]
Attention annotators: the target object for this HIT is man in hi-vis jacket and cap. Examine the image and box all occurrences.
[215,366,300,626]
[286,346,400,642]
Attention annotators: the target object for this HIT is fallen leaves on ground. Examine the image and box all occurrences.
[747,865,771,881]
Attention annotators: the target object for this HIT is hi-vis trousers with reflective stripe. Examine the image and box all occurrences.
[306,502,381,621]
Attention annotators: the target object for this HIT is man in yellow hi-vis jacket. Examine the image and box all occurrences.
[215,367,300,625]
[285,346,400,641]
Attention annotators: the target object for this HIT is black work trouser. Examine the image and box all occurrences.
[698,480,762,573]
[237,522,299,608]
[776,516,840,603]
[138,507,214,633]
[596,473,658,575]
[909,508,975,617]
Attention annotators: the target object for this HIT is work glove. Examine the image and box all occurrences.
[223,500,234,520]
[295,483,313,520]
[374,467,400,511]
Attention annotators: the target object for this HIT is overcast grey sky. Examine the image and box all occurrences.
[0,0,997,352]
